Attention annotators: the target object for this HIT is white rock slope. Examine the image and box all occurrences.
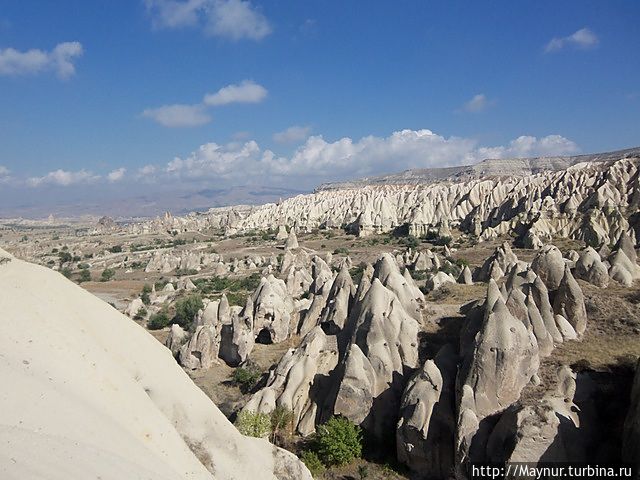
[0,248,311,480]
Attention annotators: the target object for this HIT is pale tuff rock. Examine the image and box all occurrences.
[243,327,339,436]
[396,344,457,477]
[458,265,473,285]
[319,264,355,334]
[623,360,640,467]
[531,245,566,290]
[219,299,255,366]
[276,225,288,240]
[297,280,333,337]
[177,277,197,291]
[574,246,609,288]
[553,265,588,336]
[165,323,188,357]
[309,255,334,294]
[128,155,639,250]
[124,297,144,318]
[456,287,539,465]
[486,366,579,465]
[426,271,456,292]
[334,278,420,440]
[284,229,299,250]
[476,242,518,282]
[0,255,312,480]
[608,249,640,287]
[250,275,295,344]
[163,282,175,292]
[411,249,441,271]
[523,230,544,249]
[372,253,424,321]
[284,265,313,298]
[179,325,220,370]
[616,231,638,263]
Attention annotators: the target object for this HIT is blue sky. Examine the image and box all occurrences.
[0,1,638,216]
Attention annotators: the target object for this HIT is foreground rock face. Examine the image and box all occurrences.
[0,249,311,480]
[623,360,640,467]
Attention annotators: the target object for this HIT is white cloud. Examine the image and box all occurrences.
[27,169,99,187]
[206,0,271,40]
[273,125,312,144]
[0,42,83,79]
[545,28,598,53]
[107,168,126,182]
[476,135,580,159]
[461,93,492,113]
[142,103,211,127]
[0,166,10,183]
[159,129,580,186]
[203,80,267,106]
[144,0,271,40]
[138,164,157,176]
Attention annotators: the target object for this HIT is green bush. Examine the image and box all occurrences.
[134,307,147,320]
[301,451,325,478]
[109,245,122,253]
[61,267,72,278]
[270,406,293,443]
[234,410,271,438]
[333,247,350,255]
[315,417,362,467]
[141,284,152,305]
[232,364,262,393]
[100,268,116,282]
[147,310,170,330]
[78,269,91,283]
[173,294,203,330]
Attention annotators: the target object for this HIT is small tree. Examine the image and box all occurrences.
[234,410,271,438]
[232,364,262,393]
[173,294,203,330]
[61,267,72,278]
[270,406,293,445]
[134,307,147,320]
[315,417,362,467]
[100,268,115,282]
[147,310,170,330]
[301,451,325,478]
[78,269,91,283]
[141,283,152,305]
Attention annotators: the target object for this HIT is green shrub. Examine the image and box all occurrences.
[173,294,203,330]
[100,268,116,282]
[134,307,147,320]
[301,451,325,478]
[147,310,170,330]
[270,406,293,443]
[78,269,91,283]
[58,251,72,265]
[61,267,72,278]
[333,247,349,255]
[315,417,362,466]
[109,245,122,253]
[232,364,262,393]
[141,284,152,305]
[234,410,271,438]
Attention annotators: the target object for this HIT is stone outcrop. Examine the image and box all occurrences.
[456,283,539,466]
[476,242,518,282]
[243,327,339,436]
[623,360,640,468]
[574,246,609,288]
[250,275,295,344]
[396,345,457,478]
[531,245,566,291]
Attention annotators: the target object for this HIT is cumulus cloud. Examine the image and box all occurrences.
[476,135,579,159]
[0,41,83,79]
[0,166,10,183]
[203,80,267,106]
[142,104,211,127]
[144,0,271,40]
[545,28,598,53]
[160,129,580,186]
[27,169,99,187]
[461,93,492,113]
[273,125,312,144]
[107,168,126,182]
